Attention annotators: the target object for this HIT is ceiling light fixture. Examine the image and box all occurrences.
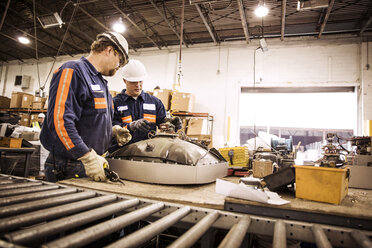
[255,3,269,17]
[112,18,126,33]
[18,36,30,44]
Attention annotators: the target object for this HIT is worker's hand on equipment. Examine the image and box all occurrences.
[128,119,151,133]
[78,149,107,182]
[112,125,132,146]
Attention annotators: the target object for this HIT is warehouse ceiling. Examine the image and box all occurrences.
[0,0,371,63]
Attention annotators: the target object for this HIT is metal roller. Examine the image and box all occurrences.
[0,194,117,232]
[169,211,220,248]
[273,220,287,248]
[311,224,332,248]
[218,216,251,248]
[0,191,96,217]
[0,185,60,197]
[350,230,372,248]
[0,182,43,190]
[106,206,191,248]
[0,188,77,206]
[43,202,165,248]
[6,198,140,244]
[0,179,26,185]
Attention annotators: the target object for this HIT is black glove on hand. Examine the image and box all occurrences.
[129,119,151,133]
[170,117,182,131]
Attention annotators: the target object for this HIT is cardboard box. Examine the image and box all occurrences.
[21,94,34,109]
[19,113,31,127]
[109,91,120,97]
[0,96,11,108]
[253,159,273,178]
[43,97,49,110]
[187,118,209,135]
[10,92,23,108]
[295,165,349,204]
[0,137,22,148]
[153,89,172,111]
[170,92,194,112]
[32,102,43,110]
[30,114,39,122]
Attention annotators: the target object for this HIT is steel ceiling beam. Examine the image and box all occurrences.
[6,23,73,57]
[148,0,188,47]
[360,16,372,35]
[0,32,51,58]
[0,49,23,62]
[0,0,11,32]
[195,4,219,44]
[281,0,287,41]
[0,2,86,54]
[236,0,250,43]
[108,0,162,50]
[73,3,137,51]
[318,0,335,38]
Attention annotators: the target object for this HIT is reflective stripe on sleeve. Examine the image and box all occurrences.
[53,68,75,150]
[121,115,132,123]
[94,98,107,109]
[143,113,156,123]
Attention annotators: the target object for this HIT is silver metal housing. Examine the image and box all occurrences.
[107,134,228,184]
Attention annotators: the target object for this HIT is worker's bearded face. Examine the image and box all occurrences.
[124,80,143,97]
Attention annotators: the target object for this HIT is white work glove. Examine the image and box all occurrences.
[112,125,132,146]
[128,119,151,133]
[78,149,107,182]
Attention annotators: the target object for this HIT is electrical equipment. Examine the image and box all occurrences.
[318,133,345,168]
[37,12,64,29]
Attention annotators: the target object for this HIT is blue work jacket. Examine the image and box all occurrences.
[110,90,166,151]
[40,57,114,159]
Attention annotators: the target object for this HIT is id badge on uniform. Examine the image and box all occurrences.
[143,103,155,111]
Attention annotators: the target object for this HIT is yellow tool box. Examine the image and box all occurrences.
[219,147,249,167]
[294,165,349,204]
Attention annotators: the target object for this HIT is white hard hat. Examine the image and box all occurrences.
[96,31,129,65]
[38,113,45,118]
[122,59,147,82]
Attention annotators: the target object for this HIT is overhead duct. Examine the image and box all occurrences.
[37,12,64,29]
[297,0,329,11]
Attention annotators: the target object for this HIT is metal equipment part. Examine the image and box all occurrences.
[107,134,228,184]
[1,174,371,248]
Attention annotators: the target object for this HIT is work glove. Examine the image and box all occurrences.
[164,117,182,131]
[128,119,151,133]
[78,149,107,182]
[112,125,132,146]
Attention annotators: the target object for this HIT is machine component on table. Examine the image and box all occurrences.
[351,136,371,155]
[107,134,228,184]
[261,166,296,192]
[318,133,346,168]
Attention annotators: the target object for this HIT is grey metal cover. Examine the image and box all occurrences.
[107,134,228,184]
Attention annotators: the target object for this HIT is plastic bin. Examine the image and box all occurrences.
[294,165,349,204]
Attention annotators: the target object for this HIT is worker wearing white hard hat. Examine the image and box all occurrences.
[31,112,46,130]
[40,31,132,183]
[109,59,182,152]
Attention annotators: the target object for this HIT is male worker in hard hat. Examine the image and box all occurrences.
[110,59,182,152]
[31,113,45,130]
[40,31,132,182]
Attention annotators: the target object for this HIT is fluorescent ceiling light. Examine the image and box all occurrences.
[18,36,30,44]
[112,18,126,33]
[255,4,269,17]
